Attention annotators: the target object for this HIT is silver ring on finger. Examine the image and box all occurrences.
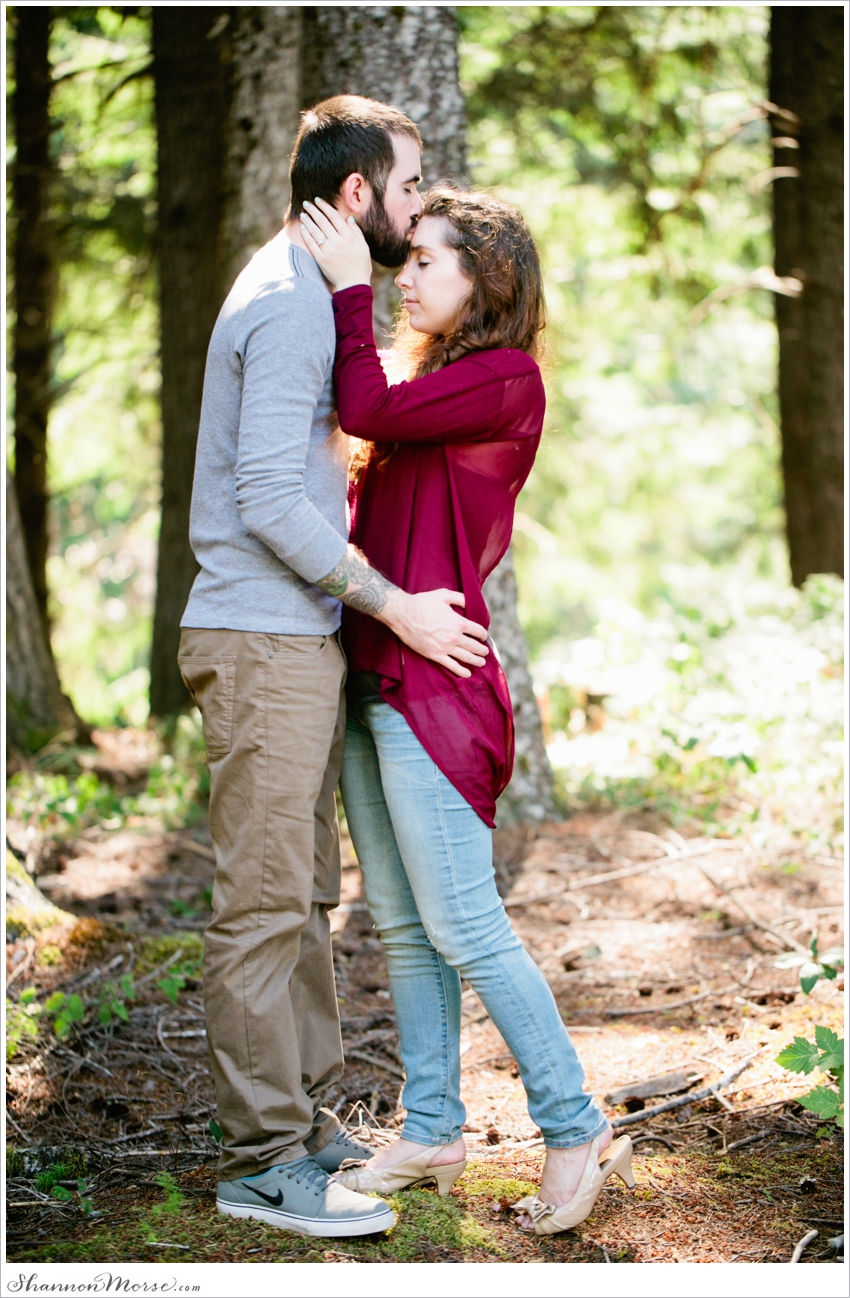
[316,233,325,245]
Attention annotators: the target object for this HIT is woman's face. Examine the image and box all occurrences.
[395,216,471,335]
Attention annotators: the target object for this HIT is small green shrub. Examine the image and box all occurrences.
[776,1025,844,1129]
[43,990,86,1038]
[775,931,844,995]
[97,973,136,1025]
[6,989,42,1058]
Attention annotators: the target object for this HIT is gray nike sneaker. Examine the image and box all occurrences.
[216,1155,395,1237]
[312,1129,375,1173]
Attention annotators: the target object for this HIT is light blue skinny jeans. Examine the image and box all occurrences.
[339,687,607,1150]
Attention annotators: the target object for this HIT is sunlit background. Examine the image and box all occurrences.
[8,6,844,847]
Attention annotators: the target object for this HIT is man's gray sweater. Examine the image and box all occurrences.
[181,235,349,634]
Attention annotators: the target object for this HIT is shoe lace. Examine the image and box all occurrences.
[288,1156,330,1196]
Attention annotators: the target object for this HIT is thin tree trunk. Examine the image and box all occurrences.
[6,469,81,751]
[13,6,55,635]
[149,8,230,716]
[769,6,844,585]
[304,6,557,822]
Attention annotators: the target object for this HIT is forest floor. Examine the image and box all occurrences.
[5,731,845,1266]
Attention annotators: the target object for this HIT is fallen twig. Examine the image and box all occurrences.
[697,866,808,953]
[579,982,738,1018]
[630,1134,679,1151]
[346,1049,405,1079]
[790,1228,818,1263]
[611,1052,761,1128]
[725,1128,770,1152]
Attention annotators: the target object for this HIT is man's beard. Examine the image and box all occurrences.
[359,196,413,268]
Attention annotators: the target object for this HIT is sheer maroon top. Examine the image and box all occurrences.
[332,285,545,827]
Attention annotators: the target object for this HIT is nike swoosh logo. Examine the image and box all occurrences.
[242,1183,283,1207]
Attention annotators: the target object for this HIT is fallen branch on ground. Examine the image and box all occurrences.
[725,1128,770,1152]
[577,982,738,1017]
[697,866,808,954]
[506,839,751,908]
[610,1051,761,1128]
[346,1049,405,1079]
[790,1229,818,1263]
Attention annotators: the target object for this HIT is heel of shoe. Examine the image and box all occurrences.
[615,1152,636,1189]
[432,1160,467,1196]
[601,1136,636,1189]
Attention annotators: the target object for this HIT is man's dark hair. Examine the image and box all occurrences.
[287,95,422,220]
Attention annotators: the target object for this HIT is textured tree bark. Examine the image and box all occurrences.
[220,7,303,287]
[769,6,844,585]
[149,8,230,716]
[6,470,82,751]
[12,6,55,635]
[304,6,557,821]
[302,5,467,337]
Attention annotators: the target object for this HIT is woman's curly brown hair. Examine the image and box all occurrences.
[352,186,546,478]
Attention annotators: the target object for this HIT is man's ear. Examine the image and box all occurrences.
[338,171,372,216]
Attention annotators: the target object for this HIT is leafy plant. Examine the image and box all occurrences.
[775,931,844,995]
[97,973,136,1025]
[36,1162,71,1193]
[6,988,42,1059]
[43,990,86,1038]
[776,1025,844,1129]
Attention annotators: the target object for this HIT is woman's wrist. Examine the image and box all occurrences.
[329,277,373,294]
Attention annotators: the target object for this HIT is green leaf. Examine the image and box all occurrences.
[43,991,67,1013]
[209,1119,223,1142]
[51,1186,74,1201]
[774,953,807,969]
[798,962,822,995]
[814,1025,841,1053]
[158,974,185,1004]
[98,1004,113,1025]
[54,1014,72,1039]
[776,1036,820,1074]
[114,1001,129,1022]
[19,986,39,1005]
[798,1086,841,1119]
[66,994,85,1023]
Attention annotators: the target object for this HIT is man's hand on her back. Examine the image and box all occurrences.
[315,545,488,678]
[380,588,489,679]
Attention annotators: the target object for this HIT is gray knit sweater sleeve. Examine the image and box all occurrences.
[182,238,349,635]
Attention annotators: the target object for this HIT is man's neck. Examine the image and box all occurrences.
[284,218,308,253]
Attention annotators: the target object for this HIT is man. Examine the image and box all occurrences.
[178,97,488,1237]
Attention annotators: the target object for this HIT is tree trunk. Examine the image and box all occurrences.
[12,6,55,635]
[769,6,844,585]
[149,8,230,716]
[303,5,467,337]
[304,6,557,822]
[6,469,81,751]
[220,7,303,288]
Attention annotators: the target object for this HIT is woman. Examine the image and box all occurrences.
[300,188,634,1234]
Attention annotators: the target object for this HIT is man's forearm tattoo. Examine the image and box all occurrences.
[316,546,397,616]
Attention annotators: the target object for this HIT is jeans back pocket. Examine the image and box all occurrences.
[178,656,237,761]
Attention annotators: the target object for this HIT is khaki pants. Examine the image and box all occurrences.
[178,628,347,1179]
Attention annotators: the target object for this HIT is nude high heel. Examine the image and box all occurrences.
[335,1145,467,1197]
[512,1133,635,1235]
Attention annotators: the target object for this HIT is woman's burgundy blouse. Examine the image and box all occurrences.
[332,284,545,826]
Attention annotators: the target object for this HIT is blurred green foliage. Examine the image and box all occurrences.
[460,5,785,640]
[6,711,209,834]
[6,7,159,725]
[5,7,842,839]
